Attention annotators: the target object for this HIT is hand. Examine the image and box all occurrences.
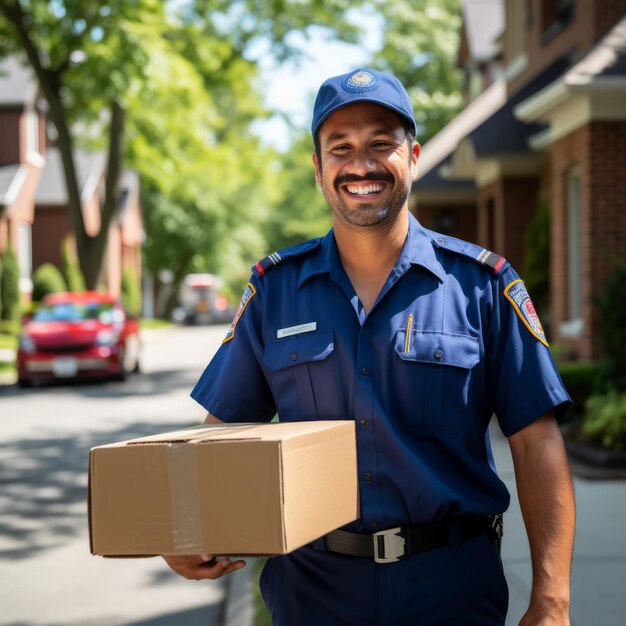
[162,553,246,580]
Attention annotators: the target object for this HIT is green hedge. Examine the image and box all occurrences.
[32,263,67,302]
[557,361,600,422]
[0,246,20,324]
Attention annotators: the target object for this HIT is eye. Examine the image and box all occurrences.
[330,144,351,155]
[372,141,393,150]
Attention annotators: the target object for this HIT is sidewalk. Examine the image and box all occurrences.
[490,425,626,626]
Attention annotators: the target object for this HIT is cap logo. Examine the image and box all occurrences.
[343,70,378,92]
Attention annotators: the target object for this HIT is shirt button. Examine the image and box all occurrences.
[360,419,369,429]
[437,237,446,244]
[363,471,373,482]
[362,367,370,376]
[290,352,298,361]
[433,349,443,360]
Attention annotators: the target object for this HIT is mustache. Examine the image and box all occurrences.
[333,171,395,192]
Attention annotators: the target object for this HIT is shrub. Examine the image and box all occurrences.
[557,361,600,422]
[32,264,67,302]
[61,239,85,292]
[121,267,142,317]
[593,260,626,393]
[0,246,20,324]
[523,200,550,320]
[582,392,626,451]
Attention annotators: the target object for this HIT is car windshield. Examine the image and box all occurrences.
[33,302,117,324]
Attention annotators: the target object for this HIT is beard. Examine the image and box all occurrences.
[322,171,411,230]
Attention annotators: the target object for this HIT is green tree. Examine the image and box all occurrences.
[264,131,331,253]
[0,0,364,290]
[32,263,67,301]
[0,247,20,324]
[371,0,463,143]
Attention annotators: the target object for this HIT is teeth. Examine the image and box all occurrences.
[346,184,384,195]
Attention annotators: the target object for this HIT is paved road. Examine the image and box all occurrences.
[492,424,626,626]
[0,324,232,626]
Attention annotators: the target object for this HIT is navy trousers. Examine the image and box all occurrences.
[259,534,508,625]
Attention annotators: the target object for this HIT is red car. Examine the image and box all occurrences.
[17,291,141,387]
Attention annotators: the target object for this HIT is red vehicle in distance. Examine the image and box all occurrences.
[17,291,141,387]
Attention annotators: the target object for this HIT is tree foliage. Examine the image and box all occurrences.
[0,0,366,292]
[0,0,464,303]
[371,0,463,144]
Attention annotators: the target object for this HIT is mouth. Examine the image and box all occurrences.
[341,182,387,199]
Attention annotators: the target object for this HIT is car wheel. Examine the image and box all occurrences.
[18,377,32,388]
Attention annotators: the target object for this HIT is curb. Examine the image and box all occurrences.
[566,440,626,480]
[222,560,255,626]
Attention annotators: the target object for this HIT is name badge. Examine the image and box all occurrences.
[277,322,317,339]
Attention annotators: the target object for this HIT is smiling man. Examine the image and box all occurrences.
[164,69,575,626]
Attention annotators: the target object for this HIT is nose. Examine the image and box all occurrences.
[348,151,377,175]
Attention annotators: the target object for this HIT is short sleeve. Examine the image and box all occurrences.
[190,277,276,423]
[485,266,572,437]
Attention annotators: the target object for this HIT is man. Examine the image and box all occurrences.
[164,68,575,625]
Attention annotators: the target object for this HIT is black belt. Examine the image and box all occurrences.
[323,514,501,564]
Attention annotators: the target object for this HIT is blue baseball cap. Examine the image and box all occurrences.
[311,68,417,139]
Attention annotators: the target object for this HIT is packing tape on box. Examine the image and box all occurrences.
[167,442,204,553]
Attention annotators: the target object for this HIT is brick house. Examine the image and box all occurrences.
[412,0,626,362]
[0,55,143,302]
[0,56,45,297]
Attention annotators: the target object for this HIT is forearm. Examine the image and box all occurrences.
[509,414,575,620]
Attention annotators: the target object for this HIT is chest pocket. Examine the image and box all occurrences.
[394,330,479,433]
[263,330,340,421]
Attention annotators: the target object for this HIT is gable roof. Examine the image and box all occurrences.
[35,148,106,205]
[515,14,626,123]
[0,56,39,107]
[461,0,504,62]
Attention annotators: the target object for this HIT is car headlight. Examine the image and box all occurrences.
[96,329,118,346]
[19,335,36,354]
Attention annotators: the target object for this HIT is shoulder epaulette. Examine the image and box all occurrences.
[427,230,507,275]
[252,237,324,277]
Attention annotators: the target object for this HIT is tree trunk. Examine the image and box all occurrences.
[1,2,126,292]
[79,102,125,289]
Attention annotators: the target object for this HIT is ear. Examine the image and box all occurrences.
[312,152,322,188]
[410,142,421,182]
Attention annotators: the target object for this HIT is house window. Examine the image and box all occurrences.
[561,167,582,338]
[540,0,575,43]
[17,222,33,294]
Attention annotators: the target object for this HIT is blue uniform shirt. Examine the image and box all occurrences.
[192,214,571,532]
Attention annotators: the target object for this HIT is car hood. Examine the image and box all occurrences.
[25,320,109,346]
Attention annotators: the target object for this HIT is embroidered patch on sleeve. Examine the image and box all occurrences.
[504,279,549,347]
[223,282,256,343]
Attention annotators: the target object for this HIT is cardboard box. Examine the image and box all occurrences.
[89,421,358,556]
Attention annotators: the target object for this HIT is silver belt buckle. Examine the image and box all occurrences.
[373,527,405,564]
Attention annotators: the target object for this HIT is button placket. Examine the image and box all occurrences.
[353,322,381,528]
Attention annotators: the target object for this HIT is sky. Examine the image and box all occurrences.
[249,14,383,151]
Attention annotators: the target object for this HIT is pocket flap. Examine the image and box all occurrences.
[395,330,479,369]
[264,330,334,372]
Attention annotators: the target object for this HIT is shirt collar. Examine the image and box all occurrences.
[296,212,445,289]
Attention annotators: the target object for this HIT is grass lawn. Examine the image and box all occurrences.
[0,333,18,351]
[0,331,17,380]
[140,318,172,330]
